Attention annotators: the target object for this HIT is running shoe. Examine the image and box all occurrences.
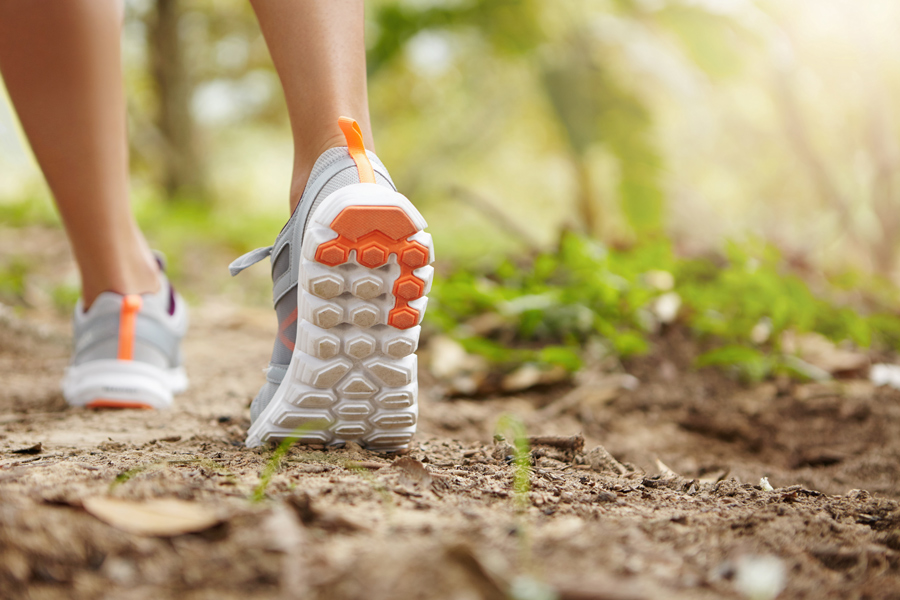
[62,261,189,409]
[230,117,433,451]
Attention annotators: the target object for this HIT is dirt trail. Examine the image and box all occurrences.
[3,227,900,599]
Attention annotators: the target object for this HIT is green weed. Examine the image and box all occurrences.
[494,414,532,511]
[251,421,329,503]
[109,462,162,491]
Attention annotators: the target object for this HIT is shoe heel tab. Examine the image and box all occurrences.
[338,117,375,184]
[117,294,143,361]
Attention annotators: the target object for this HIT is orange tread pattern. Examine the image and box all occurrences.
[86,399,153,409]
[117,294,143,361]
[315,206,428,329]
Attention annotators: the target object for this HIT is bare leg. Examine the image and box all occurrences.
[0,0,159,308]
[250,0,373,212]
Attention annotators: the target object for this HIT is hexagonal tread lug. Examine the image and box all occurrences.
[339,375,378,399]
[349,304,379,328]
[310,274,344,299]
[333,423,369,438]
[400,243,429,269]
[366,432,413,449]
[359,243,388,268]
[365,357,414,387]
[335,403,373,420]
[316,337,339,359]
[385,337,416,359]
[275,412,334,430]
[371,412,416,429]
[388,307,419,330]
[296,357,352,389]
[351,275,383,300]
[288,390,337,409]
[394,276,425,301]
[314,305,343,329]
[346,334,376,359]
[375,391,414,409]
[315,240,350,266]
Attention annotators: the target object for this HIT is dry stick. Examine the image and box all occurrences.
[448,186,543,252]
[527,434,584,453]
[344,460,389,470]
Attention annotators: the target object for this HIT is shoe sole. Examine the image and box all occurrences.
[245,183,433,451]
[62,359,188,410]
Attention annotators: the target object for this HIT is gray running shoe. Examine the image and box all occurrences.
[62,263,188,409]
[230,117,434,450]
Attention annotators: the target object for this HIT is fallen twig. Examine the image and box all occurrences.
[527,434,585,453]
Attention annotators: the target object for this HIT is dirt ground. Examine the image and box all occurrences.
[3,226,900,600]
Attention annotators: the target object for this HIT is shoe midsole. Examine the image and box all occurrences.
[62,359,187,409]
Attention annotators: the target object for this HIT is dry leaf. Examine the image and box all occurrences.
[781,331,868,375]
[83,497,222,536]
[501,364,568,392]
[11,442,42,455]
[392,457,432,488]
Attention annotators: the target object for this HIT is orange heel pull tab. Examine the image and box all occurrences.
[338,116,375,184]
[117,294,143,361]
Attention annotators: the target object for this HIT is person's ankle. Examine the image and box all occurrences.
[79,251,161,310]
[289,133,349,212]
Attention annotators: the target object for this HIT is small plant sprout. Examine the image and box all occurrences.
[759,477,774,492]
[109,462,162,491]
[495,414,532,511]
[251,420,329,503]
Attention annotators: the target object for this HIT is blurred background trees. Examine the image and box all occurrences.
[2,0,900,277]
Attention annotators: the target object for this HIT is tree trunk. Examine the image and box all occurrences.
[573,153,598,237]
[149,0,204,202]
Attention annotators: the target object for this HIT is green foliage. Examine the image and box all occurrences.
[431,234,900,381]
[679,240,877,349]
[694,345,772,383]
[368,0,544,74]
[431,233,674,367]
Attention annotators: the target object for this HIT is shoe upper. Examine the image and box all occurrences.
[71,269,188,370]
[229,147,397,422]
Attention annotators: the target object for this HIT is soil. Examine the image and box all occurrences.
[3,225,900,600]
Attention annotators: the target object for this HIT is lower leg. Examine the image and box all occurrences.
[0,0,159,308]
[249,0,373,212]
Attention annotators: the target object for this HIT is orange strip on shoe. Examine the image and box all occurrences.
[338,116,376,184]
[86,399,153,410]
[278,307,298,352]
[117,294,143,361]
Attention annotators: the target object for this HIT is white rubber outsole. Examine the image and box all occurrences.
[62,359,188,410]
[245,184,434,451]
